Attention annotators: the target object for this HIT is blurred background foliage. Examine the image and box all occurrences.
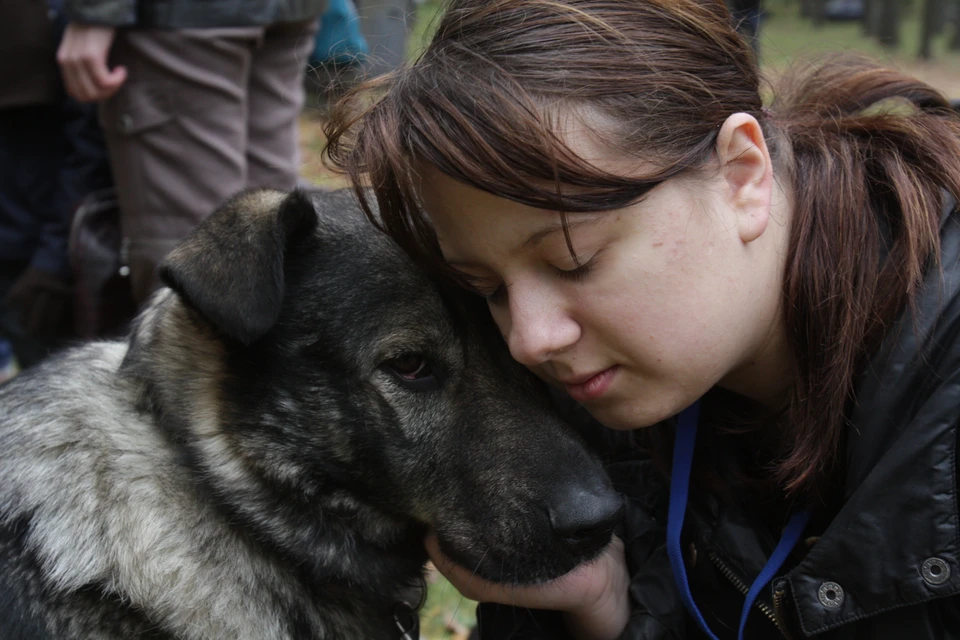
[301,0,960,186]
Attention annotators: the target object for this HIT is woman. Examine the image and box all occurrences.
[324,1,960,638]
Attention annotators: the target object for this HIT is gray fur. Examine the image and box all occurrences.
[0,189,618,640]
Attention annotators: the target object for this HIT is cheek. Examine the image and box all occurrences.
[580,256,728,365]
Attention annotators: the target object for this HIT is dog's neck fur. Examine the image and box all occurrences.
[120,291,429,636]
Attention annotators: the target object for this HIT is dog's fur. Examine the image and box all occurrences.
[0,189,619,640]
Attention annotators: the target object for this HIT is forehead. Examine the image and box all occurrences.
[418,167,561,257]
[420,164,623,266]
[413,109,656,239]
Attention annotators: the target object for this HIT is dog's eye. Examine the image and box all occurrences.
[386,354,431,379]
[383,354,440,391]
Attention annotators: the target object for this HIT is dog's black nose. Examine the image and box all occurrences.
[547,485,623,556]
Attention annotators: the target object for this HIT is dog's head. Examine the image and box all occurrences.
[150,188,621,586]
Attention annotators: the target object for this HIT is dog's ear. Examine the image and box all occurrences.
[159,189,318,345]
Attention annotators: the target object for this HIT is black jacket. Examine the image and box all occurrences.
[479,194,960,639]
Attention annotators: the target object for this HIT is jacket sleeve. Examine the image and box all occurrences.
[63,0,137,26]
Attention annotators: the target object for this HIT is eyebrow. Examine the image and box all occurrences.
[520,217,603,250]
[444,215,606,269]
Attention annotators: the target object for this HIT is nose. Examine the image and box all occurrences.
[547,484,623,557]
[493,284,580,366]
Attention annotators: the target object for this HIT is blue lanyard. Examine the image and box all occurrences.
[665,401,811,640]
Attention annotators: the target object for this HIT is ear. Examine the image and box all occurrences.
[715,113,774,244]
[159,189,318,345]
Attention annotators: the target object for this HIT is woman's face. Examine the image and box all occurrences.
[418,116,790,429]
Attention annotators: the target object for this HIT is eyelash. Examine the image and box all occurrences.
[460,277,505,303]
[552,256,597,283]
[486,285,508,305]
[468,253,599,305]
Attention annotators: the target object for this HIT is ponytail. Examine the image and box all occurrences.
[768,55,960,496]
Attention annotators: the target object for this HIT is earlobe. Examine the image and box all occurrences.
[716,113,773,244]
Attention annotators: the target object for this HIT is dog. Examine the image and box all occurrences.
[0,189,622,640]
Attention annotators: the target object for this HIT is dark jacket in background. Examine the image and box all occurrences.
[480,192,960,639]
[0,0,111,280]
[64,0,329,28]
[0,0,112,362]
[0,0,60,110]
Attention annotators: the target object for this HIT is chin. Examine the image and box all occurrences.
[587,394,689,430]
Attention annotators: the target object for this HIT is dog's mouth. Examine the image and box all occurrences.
[434,520,616,586]
[428,471,623,586]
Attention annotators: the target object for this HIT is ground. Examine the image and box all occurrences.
[297,2,960,637]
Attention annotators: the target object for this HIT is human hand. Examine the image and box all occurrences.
[425,532,630,640]
[57,23,127,102]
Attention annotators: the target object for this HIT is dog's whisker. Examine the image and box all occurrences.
[448,548,488,629]
[439,561,452,604]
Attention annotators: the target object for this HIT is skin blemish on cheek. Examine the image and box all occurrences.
[651,230,667,249]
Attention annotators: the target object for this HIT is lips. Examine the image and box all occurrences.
[562,366,618,403]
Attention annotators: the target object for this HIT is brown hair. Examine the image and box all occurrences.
[324,0,960,499]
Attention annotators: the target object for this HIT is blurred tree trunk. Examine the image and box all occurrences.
[863,0,877,35]
[931,0,944,35]
[920,0,938,58]
[952,0,960,49]
[811,0,826,25]
[877,0,901,48]
[800,0,825,22]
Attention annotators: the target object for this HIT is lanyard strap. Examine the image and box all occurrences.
[665,401,811,640]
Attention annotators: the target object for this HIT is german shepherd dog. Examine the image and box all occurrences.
[0,189,622,639]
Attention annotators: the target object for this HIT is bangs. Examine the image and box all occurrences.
[325,67,715,275]
[321,0,753,277]
[388,63,716,212]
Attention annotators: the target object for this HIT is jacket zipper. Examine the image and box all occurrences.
[772,581,793,640]
[707,551,793,639]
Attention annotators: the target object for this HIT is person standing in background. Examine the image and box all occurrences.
[0,0,113,370]
[57,0,328,305]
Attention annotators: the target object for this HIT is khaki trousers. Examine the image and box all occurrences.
[99,20,317,304]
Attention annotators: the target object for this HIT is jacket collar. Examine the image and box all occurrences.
[786,194,960,635]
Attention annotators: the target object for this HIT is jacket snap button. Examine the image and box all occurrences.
[818,581,844,609]
[119,114,134,134]
[921,557,951,585]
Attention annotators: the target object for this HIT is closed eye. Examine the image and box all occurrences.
[552,251,600,284]
[553,262,591,283]
[455,272,508,305]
